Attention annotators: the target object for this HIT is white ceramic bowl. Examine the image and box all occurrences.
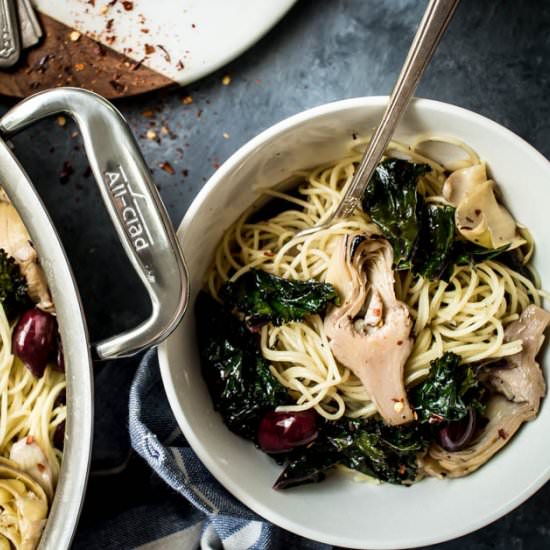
[159,97,550,549]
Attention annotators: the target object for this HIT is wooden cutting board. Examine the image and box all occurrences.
[0,0,296,99]
[0,13,174,99]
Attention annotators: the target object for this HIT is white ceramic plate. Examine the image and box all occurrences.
[159,97,550,549]
[35,0,297,85]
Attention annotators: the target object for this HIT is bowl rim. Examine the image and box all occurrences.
[159,96,550,548]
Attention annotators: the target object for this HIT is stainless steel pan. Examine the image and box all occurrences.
[0,88,189,549]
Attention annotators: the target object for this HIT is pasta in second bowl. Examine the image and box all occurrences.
[159,97,550,549]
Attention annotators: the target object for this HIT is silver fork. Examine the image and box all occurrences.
[0,0,42,69]
[295,0,460,240]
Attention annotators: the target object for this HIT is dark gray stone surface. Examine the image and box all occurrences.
[1,0,549,547]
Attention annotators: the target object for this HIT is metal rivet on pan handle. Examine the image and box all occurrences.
[0,87,189,359]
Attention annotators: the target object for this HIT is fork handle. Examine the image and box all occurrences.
[333,0,460,219]
[0,0,21,68]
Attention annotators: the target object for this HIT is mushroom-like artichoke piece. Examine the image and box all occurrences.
[0,457,48,550]
[10,439,54,501]
[324,235,414,426]
[442,164,524,250]
[0,190,53,312]
[420,305,550,478]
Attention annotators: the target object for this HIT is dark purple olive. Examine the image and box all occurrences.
[54,389,66,408]
[13,308,58,378]
[258,410,318,454]
[437,408,477,452]
[53,421,65,450]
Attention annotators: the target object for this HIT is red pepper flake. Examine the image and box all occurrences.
[372,308,381,316]
[26,436,34,444]
[156,44,171,63]
[498,429,508,440]
[35,54,51,73]
[140,28,150,34]
[131,57,145,71]
[161,125,176,139]
[263,250,275,257]
[398,464,406,476]
[176,60,185,71]
[428,414,444,425]
[93,43,106,57]
[87,0,96,6]
[397,340,403,345]
[144,43,155,55]
[37,463,46,472]
[159,161,175,175]
[60,161,74,184]
[105,36,116,45]
[109,79,125,93]
[122,1,134,10]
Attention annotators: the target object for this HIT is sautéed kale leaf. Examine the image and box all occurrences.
[0,248,31,318]
[274,417,427,489]
[361,159,429,270]
[196,291,290,440]
[220,269,339,328]
[413,203,456,279]
[410,352,485,424]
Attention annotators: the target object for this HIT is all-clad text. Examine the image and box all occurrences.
[105,167,153,252]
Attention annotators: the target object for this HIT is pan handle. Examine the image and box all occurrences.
[0,88,189,360]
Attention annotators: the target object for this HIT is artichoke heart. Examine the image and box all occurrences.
[0,458,48,550]
[443,164,525,250]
